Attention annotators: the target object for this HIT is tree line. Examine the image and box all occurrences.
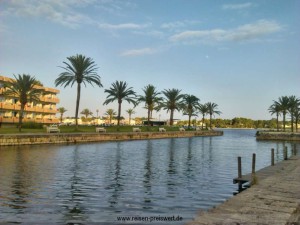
[2,54,221,131]
[269,95,300,132]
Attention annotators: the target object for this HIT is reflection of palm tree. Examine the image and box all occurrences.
[144,141,153,198]
[106,143,124,207]
[167,139,177,191]
[63,146,87,222]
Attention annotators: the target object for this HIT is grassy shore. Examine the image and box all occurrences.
[0,125,197,134]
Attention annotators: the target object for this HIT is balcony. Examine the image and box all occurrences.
[0,103,15,110]
[43,108,58,114]
[40,96,60,103]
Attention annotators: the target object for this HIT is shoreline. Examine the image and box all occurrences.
[0,130,223,146]
[187,155,300,224]
[256,131,300,141]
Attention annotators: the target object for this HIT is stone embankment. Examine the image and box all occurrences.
[256,131,300,141]
[187,156,300,225]
[0,130,223,146]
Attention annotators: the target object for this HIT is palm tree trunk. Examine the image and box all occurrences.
[18,105,25,132]
[117,100,121,130]
[75,83,81,129]
[147,109,151,129]
[202,115,204,129]
[283,113,286,132]
[188,115,191,128]
[291,114,294,132]
[210,114,212,129]
[170,110,174,126]
[276,113,279,131]
[60,113,63,123]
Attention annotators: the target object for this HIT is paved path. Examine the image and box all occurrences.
[187,156,300,225]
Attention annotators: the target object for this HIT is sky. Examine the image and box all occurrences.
[1,0,299,121]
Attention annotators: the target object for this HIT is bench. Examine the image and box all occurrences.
[159,128,166,132]
[96,127,106,133]
[179,127,185,132]
[133,127,141,132]
[46,125,60,133]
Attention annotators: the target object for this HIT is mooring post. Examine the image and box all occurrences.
[252,153,256,174]
[238,156,242,178]
[271,148,275,166]
[238,156,242,191]
[284,146,288,160]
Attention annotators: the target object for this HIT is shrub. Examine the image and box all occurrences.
[22,122,43,129]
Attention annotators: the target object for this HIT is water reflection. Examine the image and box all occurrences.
[0,130,299,224]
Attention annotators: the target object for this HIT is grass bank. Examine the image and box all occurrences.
[0,125,199,134]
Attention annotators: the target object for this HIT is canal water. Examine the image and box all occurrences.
[0,129,299,224]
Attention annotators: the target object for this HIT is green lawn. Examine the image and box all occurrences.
[0,125,196,134]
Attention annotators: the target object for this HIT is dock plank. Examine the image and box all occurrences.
[187,156,300,225]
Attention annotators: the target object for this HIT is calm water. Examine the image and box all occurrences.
[0,129,299,224]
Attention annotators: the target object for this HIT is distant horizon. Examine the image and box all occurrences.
[1,1,299,121]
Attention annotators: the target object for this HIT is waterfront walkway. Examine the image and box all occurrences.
[187,156,300,225]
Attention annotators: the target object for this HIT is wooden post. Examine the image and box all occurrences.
[252,153,256,174]
[271,148,275,166]
[238,156,242,191]
[284,146,288,160]
[238,156,242,178]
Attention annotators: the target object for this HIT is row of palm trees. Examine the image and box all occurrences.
[2,54,221,131]
[54,54,221,130]
[268,95,300,132]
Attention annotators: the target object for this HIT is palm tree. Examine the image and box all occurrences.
[288,95,300,132]
[138,84,162,127]
[126,108,135,125]
[103,81,136,128]
[161,88,184,126]
[80,108,93,118]
[198,103,209,129]
[58,107,67,123]
[268,101,282,131]
[105,109,116,124]
[182,94,200,128]
[3,74,42,132]
[55,54,102,129]
[275,96,290,131]
[295,106,300,133]
[206,102,221,129]
[96,109,99,118]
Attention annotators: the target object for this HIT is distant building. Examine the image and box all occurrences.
[0,75,60,124]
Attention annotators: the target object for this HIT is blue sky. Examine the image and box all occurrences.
[1,0,299,120]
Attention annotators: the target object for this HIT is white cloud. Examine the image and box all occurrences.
[161,20,201,30]
[98,22,150,30]
[222,2,254,10]
[169,20,282,43]
[120,48,158,56]
[2,0,95,28]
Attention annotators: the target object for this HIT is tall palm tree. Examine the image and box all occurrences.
[268,101,282,131]
[55,54,102,129]
[182,94,200,128]
[275,96,290,131]
[198,103,209,129]
[105,109,116,124]
[206,102,221,129]
[138,84,162,127]
[161,88,184,126]
[295,106,300,133]
[126,108,135,125]
[58,107,67,123]
[103,81,136,128]
[3,74,42,132]
[80,108,93,118]
[288,95,300,132]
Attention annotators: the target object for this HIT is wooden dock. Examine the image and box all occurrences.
[187,155,300,225]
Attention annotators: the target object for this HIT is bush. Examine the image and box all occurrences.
[22,122,43,129]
